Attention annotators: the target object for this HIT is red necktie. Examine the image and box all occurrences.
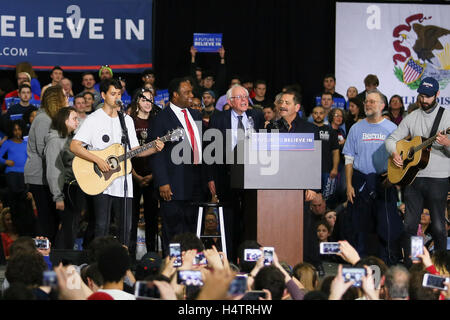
[181,109,199,164]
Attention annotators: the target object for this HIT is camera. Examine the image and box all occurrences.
[422,274,449,291]
[241,290,266,300]
[263,247,274,266]
[244,249,261,262]
[134,281,161,299]
[42,270,57,288]
[177,270,204,286]
[411,236,423,261]
[342,267,366,287]
[228,275,247,296]
[320,242,340,254]
[193,252,208,266]
[169,243,182,267]
[34,238,49,250]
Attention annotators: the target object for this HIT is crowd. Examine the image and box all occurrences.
[0,46,448,300]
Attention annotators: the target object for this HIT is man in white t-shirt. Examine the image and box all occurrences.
[70,79,164,247]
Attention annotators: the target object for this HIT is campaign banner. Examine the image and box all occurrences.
[154,89,169,108]
[336,3,450,107]
[0,0,153,72]
[193,33,223,52]
[251,133,315,151]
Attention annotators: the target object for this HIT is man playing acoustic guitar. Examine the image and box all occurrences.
[385,77,450,267]
[70,79,164,247]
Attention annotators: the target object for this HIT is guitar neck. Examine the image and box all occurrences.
[413,128,450,153]
[118,136,170,162]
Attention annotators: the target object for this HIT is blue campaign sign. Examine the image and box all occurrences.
[251,133,315,151]
[193,33,223,52]
[0,0,153,73]
[154,89,169,108]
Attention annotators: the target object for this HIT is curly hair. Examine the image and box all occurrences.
[5,251,47,287]
[40,84,66,119]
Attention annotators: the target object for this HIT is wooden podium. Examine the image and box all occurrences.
[231,137,321,266]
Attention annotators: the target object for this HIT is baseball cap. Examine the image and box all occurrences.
[417,77,439,96]
[135,252,162,279]
[203,90,216,99]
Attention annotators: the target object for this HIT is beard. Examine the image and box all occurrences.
[421,96,437,111]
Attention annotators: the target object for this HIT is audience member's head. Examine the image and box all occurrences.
[135,252,162,280]
[170,232,204,254]
[384,265,410,300]
[253,265,286,300]
[5,252,47,288]
[292,262,319,291]
[81,263,104,292]
[409,270,439,300]
[87,235,122,264]
[97,243,130,285]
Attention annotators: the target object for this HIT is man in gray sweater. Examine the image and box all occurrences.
[385,77,450,266]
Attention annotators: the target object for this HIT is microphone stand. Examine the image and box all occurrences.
[117,102,131,247]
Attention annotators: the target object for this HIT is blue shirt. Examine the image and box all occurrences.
[0,139,28,173]
[343,119,397,175]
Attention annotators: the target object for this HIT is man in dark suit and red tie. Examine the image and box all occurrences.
[206,84,264,260]
[150,77,204,255]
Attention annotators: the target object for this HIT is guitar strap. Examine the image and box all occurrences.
[429,107,445,139]
[117,111,132,150]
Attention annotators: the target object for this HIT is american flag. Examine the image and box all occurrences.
[403,58,423,84]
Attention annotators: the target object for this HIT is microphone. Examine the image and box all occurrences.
[115,99,124,108]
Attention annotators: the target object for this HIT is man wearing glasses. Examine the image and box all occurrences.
[206,84,264,261]
[343,90,403,266]
[386,77,450,267]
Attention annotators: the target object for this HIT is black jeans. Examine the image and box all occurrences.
[54,184,85,250]
[402,177,449,265]
[93,194,133,247]
[29,184,58,243]
[130,180,159,254]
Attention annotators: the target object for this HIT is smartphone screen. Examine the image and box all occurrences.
[35,239,49,250]
[320,242,341,254]
[193,252,207,266]
[42,270,57,288]
[241,290,266,300]
[177,270,203,286]
[244,249,262,262]
[411,236,423,261]
[135,281,161,299]
[169,243,182,267]
[228,275,247,296]
[263,247,274,266]
[422,274,449,290]
[342,268,366,287]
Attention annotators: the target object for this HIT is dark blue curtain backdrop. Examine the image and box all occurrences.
[0,0,336,114]
[153,0,336,114]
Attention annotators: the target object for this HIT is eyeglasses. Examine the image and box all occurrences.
[139,95,154,103]
[230,95,248,100]
[364,99,380,105]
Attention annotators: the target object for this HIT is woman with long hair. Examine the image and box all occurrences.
[345,97,365,132]
[128,88,160,256]
[45,107,83,249]
[24,85,67,242]
[387,94,406,125]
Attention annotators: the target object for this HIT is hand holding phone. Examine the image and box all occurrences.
[169,243,182,267]
[320,242,341,254]
[244,249,262,262]
[177,270,204,286]
[411,236,424,261]
[228,275,248,296]
[342,267,366,287]
[135,281,161,299]
[422,274,449,290]
[263,247,274,266]
[35,238,50,250]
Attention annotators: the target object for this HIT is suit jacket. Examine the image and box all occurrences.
[205,108,264,199]
[150,105,203,201]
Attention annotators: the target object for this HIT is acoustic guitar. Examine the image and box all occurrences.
[73,128,184,195]
[387,127,450,186]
